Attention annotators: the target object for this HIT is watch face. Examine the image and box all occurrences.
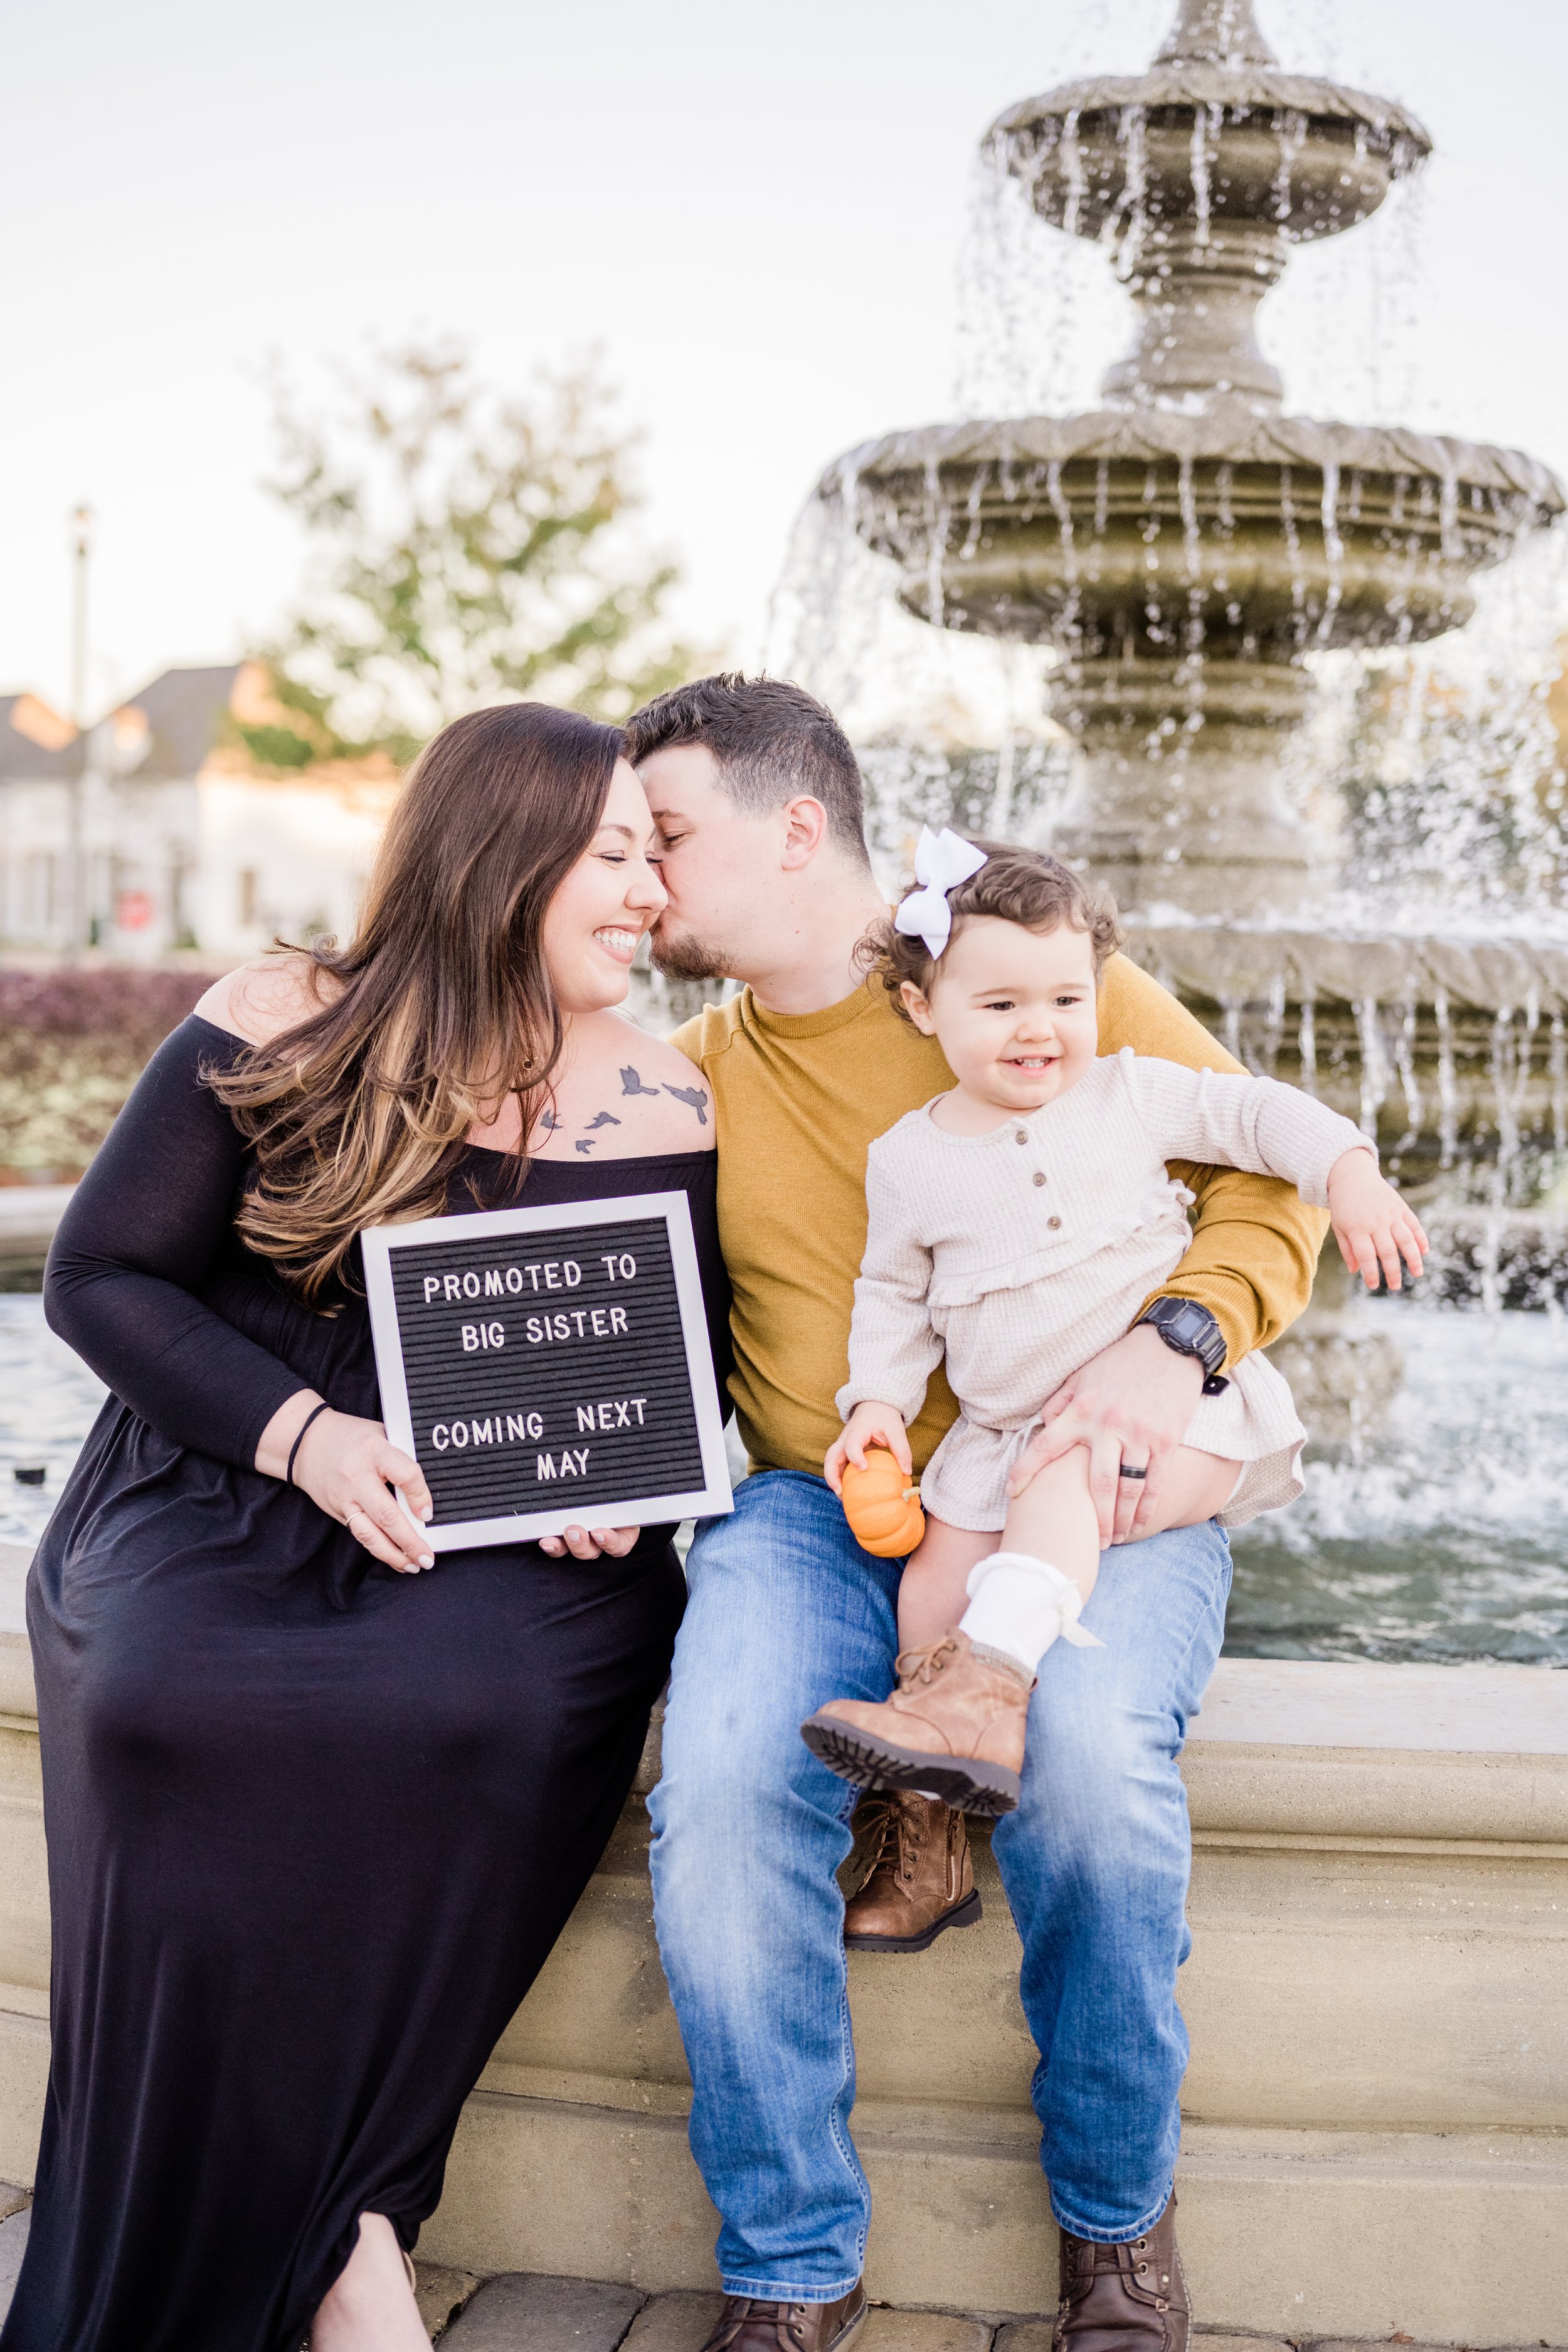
[1147,1298,1224,1370]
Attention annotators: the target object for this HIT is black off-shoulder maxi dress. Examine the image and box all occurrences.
[2,1017,729,2352]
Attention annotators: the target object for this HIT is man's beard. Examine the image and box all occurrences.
[649,924,737,984]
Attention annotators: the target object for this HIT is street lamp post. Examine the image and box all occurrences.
[65,504,93,960]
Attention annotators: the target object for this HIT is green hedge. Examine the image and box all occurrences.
[0,970,218,1177]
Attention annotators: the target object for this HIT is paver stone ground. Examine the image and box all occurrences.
[860,2307,992,2351]
[415,2258,482,2338]
[0,2207,29,2316]
[996,2332,1296,2352]
[440,2269,644,2349]
[620,2289,728,2349]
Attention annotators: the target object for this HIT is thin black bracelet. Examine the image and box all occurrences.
[285,1400,332,1488]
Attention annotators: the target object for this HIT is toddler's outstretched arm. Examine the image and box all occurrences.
[1120,1055,1429,1291]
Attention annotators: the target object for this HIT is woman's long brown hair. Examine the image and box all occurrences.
[209,701,623,1301]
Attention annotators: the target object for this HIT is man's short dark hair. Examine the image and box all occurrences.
[625,674,871,866]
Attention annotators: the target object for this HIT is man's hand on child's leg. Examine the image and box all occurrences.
[1008,1327,1204,1545]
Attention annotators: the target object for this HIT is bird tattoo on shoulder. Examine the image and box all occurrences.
[664,1083,709,1126]
[620,1066,663,1098]
[584,1111,622,1130]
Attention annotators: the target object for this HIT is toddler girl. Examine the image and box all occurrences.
[802,831,1426,1817]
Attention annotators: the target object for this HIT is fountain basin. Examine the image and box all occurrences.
[1121,922,1568,1190]
[987,21,1431,410]
[992,60,1426,236]
[824,416,1564,913]
[829,413,1562,657]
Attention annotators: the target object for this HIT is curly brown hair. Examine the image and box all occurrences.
[871,840,1122,1024]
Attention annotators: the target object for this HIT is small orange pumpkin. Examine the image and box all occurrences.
[841,1447,926,1558]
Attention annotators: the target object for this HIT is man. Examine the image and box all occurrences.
[627,675,1324,2352]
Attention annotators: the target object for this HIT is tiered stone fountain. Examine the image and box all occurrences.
[815,0,1568,1415]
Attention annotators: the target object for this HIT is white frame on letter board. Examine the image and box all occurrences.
[361,1190,733,1552]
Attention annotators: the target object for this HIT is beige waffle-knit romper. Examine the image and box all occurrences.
[837,1047,1374,1530]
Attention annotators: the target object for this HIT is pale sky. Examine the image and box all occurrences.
[6,0,1566,718]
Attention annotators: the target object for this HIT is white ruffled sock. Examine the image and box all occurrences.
[958,1550,1104,1677]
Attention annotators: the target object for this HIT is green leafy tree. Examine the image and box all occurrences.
[243,341,702,767]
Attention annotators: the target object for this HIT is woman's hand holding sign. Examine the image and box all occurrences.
[260,1385,646,1567]
[538,1523,642,1561]
[258,1392,436,1572]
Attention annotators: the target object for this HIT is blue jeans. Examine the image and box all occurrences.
[647,1469,1232,2302]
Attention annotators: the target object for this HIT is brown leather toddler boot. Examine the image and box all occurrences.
[1053,2191,1190,2352]
[843,1791,981,1952]
[801,1629,1032,1816]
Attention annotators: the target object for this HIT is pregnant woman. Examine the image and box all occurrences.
[4,704,727,2351]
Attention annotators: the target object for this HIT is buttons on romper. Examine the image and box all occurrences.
[1019,1130,1056,1216]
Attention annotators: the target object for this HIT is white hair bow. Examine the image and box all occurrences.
[893,827,988,959]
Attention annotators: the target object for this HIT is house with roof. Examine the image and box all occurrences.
[0,664,399,961]
[0,694,90,943]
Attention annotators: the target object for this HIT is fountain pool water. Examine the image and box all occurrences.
[1226,1295,1568,1663]
[1,1292,1563,1663]
[0,1299,105,1549]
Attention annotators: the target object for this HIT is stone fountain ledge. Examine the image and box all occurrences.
[993,61,1421,130]
[0,2208,1552,2352]
[0,1187,74,1279]
[826,411,1563,512]
[1119,924,1568,1016]
[0,1542,1562,2343]
[0,2150,1544,2348]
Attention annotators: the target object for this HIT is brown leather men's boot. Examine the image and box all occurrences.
[1053,2192,1190,2352]
[698,2281,867,2351]
[801,1630,1032,1816]
[843,1790,982,1952]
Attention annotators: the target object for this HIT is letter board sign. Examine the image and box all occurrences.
[362,1190,733,1550]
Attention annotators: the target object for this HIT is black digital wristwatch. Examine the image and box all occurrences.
[1136,1297,1230,1394]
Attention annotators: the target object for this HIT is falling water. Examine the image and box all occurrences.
[1061,109,1086,240]
[1353,998,1390,1136]
[921,457,947,628]
[1316,459,1344,644]
[1434,988,1458,1168]
[1112,103,1149,278]
[1391,1001,1424,1151]
[1189,103,1214,246]
[1296,994,1318,1098]
[1271,108,1306,221]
